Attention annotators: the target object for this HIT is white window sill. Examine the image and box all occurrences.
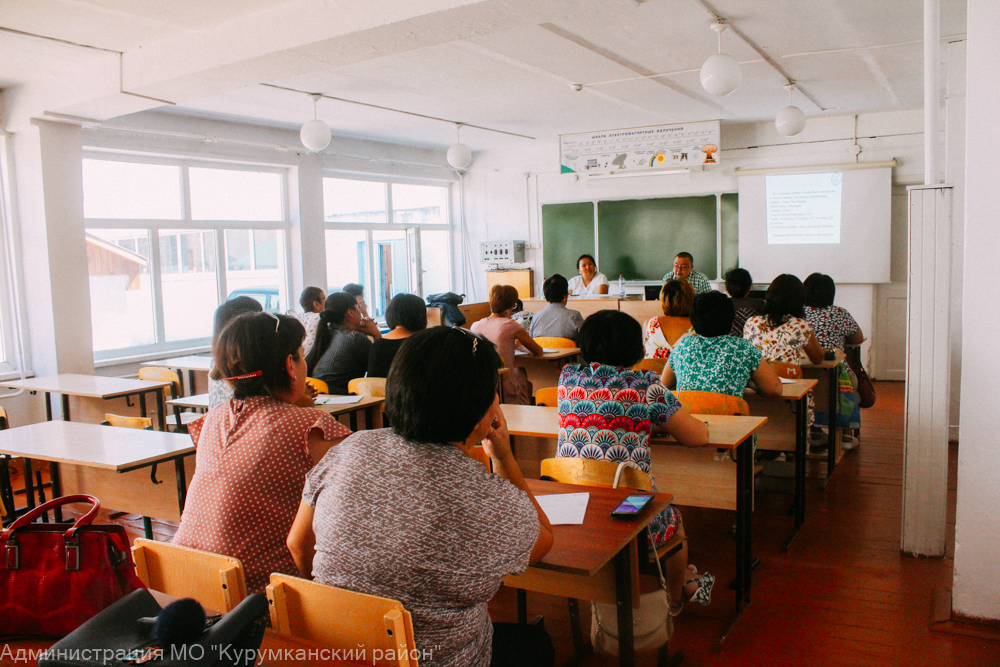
[94,344,212,368]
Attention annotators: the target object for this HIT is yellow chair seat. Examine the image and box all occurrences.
[632,358,667,375]
[532,336,577,349]
[535,386,559,407]
[305,377,329,395]
[673,390,749,416]
[348,377,386,398]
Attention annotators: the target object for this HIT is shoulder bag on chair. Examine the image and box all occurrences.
[1,495,145,637]
[845,346,876,408]
[590,463,673,655]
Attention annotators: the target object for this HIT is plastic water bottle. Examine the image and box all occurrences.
[618,274,626,298]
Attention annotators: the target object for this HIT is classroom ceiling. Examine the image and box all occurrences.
[0,0,967,151]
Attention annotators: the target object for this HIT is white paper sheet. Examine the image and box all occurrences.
[315,395,363,405]
[536,492,590,525]
[779,377,796,384]
[515,348,564,356]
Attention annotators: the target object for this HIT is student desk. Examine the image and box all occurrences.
[2,374,173,431]
[0,421,193,529]
[141,355,212,396]
[744,378,817,548]
[513,348,579,395]
[501,405,767,645]
[503,479,673,667]
[801,351,847,485]
[166,394,385,431]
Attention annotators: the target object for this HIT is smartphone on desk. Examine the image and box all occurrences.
[611,494,654,517]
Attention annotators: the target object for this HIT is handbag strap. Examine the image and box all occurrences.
[612,463,669,591]
[0,494,102,541]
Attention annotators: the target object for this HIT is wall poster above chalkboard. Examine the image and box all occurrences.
[559,121,721,177]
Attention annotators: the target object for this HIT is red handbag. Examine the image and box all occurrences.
[1,494,145,637]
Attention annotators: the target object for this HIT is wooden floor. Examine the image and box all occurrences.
[7,381,998,665]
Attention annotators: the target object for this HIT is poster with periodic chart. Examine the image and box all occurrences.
[559,121,721,176]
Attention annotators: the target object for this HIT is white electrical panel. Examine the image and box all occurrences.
[480,240,526,265]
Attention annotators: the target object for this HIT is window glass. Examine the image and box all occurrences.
[420,229,452,296]
[190,168,283,221]
[372,230,407,317]
[159,229,218,342]
[325,229,368,296]
[87,229,156,351]
[392,183,448,224]
[226,230,252,271]
[324,178,386,223]
[83,160,182,220]
[226,230,286,314]
[253,230,278,270]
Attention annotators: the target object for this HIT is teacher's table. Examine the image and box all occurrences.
[504,479,672,667]
[801,351,847,486]
[0,420,193,533]
[167,394,385,431]
[513,348,579,396]
[500,405,768,646]
[2,374,173,431]
[141,355,212,396]
[744,378,817,549]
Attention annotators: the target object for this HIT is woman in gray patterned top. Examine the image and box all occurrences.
[287,326,555,667]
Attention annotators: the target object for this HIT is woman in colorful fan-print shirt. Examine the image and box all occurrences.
[556,310,715,612]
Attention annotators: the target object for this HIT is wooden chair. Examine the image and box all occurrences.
[305,377,329,395]
[534,386,558,407]
[632,358,667,375]
[531,336,576,349]
[101,414,156,537]
[771,362,802,379]
[348,377,387,398]
[266,574,418,667]
[132,538,247,614]
[674,390,749,416]
[138,367,201,430]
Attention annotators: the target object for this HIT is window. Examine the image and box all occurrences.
[84,157,288,358]
[323,176,452,316]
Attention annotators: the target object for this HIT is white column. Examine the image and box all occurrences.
[287,157,327,305]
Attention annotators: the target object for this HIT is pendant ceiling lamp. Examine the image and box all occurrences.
[447,123,472,170]
[775,84,807,137]
[700,23,741,97]
[300,93,332,152]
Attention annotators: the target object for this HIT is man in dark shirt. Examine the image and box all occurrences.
[307,291,381,394]
[724,268,765,337]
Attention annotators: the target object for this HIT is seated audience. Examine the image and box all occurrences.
[662,251,712,294]
[174,312,350,594]
[803,273,865,351]
[529,274,584,342]
[743,274,825,365]
[662,291,783,398]
[307,292,382,394]
[297,286,326,355]
[643,279,695,359]
[556,310,713,611]
[724,268,765,337]
[367,293,427,378]
[511,298,533,331]
[287,326,555,667]
[471,285,544,405]
[567,254,609,295]
[208,296,263,409]
[342,282,370,319]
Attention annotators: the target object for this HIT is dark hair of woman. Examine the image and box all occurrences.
[690,291,736,338]
[305,292,360,372]
[660,279,695,316]
[578,310,645,368]
[299,286,325,311]
[543,274,570,303]
[385,293,427,332]
[764,274,806,328]
[386,327,502,445]
[577,254,597,269]
[724,268,753,298]
[342,283,364,298]
[488,284,519,314]
[212,296,263,347]
[803,272,836,308]
[211,312,305,400]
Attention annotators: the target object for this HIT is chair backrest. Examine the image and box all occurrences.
[632,358,667,375]
[771,362,802,379]
[138,367,182,399]
[0,406,8,430]
[531,336,576,349]
[674,390,749,416]
[534,387,558,407]
[266,574,418,667]
[540,457,652,491]
[131,538,247,613]
[305,377,330,395]
[348,377,387,398]
[467,445,492,472]
[102,414,153,430]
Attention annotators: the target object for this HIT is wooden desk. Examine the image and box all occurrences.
[802,351,846,484]
[142,355,212,396]
[0,421,193,528]
[512,348,579,395]
[504,479,672,667]
[524,298,618,320]
[166,394,385,432]
[501,405,767,644]
[2,374,172,432]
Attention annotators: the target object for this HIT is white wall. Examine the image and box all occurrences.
[952,0,1000,622]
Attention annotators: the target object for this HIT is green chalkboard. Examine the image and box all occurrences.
[598,196,718,281]
[720,192,739,276]
[542,202,594,279]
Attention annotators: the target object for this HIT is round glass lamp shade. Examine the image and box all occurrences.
[300,119,332,152]
[447,143,473,170]
[700,54,741,96]
[775,105,807,137]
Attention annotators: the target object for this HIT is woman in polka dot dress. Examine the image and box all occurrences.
[173,312,351,594]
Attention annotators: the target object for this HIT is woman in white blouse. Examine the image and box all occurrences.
[567,254,610,296]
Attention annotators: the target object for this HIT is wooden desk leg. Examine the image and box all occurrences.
[155,390,166,432]
[718,436,753,649]
[189,370,196,397]
[49,461,63,522]
[826,366,837,483]
[614,540,636,667]
[44,392,53,422]
[517,589,528,625]
[22,458,35,511]
[785,395,807,552]
[60,394,70,422]
[349,410,358,432]
[174,457,188,515]
[139,392,147,420]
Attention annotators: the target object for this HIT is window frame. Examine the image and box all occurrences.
[0,135,24,376]
[83,152,292,362]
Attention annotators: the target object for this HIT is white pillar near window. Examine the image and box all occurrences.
[902,184,952,556]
